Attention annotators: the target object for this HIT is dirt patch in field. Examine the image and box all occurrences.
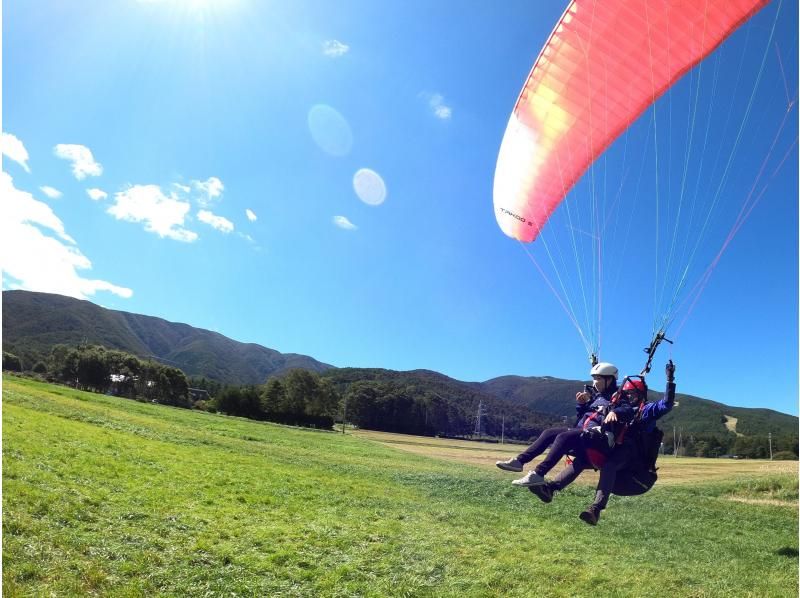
[726,497,797,508]
[352,429,798,486]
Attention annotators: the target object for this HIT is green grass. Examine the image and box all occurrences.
[3,375,798,597]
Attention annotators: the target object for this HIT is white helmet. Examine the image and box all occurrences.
[590,362,618,377]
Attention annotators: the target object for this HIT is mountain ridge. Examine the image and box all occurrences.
[2,290,332,384]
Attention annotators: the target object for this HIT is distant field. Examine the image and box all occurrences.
[352,429,798,489]
[4,376,798,596]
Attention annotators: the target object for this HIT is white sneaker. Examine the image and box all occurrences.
[511,471,546,486]
[495,458,523,472]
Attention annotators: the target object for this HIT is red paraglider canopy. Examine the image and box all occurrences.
[494,0,770,242]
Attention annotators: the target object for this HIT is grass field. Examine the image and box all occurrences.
[352,430,798,491]
[3,375,798,596]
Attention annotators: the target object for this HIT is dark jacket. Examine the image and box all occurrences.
[575,384,633,429]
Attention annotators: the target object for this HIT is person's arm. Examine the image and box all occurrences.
[641,361,677,422]
[575,389,593,419]
[611,398,634,424]
[665,359,676,406]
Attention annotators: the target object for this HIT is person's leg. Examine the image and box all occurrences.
[533,429,584,476]
[550,456,589,491]
[513,429,585,486]
[516,427,571,464]
[498,426,571,472]
[580,447,632,525]
[530,456,589,503]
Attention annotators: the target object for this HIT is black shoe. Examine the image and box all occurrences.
[579,506,601,526]
[529,482,553,503]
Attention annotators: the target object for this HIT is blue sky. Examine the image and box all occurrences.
[3,0,798,416]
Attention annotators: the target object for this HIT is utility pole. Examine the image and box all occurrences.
[768,432,773,460]
[673,426,677,458]
[341,395,347,434]
[474,401,487,437]
[501,415,505,445]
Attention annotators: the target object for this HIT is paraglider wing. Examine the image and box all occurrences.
[493,0,770,243]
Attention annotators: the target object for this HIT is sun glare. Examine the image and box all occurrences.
[141,0,240,16]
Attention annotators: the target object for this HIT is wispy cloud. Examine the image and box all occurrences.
[197,209,234,233]
[2,132,31,172]
[87,188,108,201]
[1,172,132,300]
[108,184,197,242]
[245,208,257,222]
[323,40,349,57]
[54,143,103,179]
[420,92,452,120]
[40,186,63,199]
[333,215,357,230]
[173,183,191,193]
[192,176,224,207]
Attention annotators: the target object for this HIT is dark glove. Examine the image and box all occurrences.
[666,360,676,382]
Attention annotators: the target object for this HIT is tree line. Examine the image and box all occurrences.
[660,430,798,459]
[211,369,340,428]
[4,345,190,407]
[3,346,797,456]
[339,379,555,439]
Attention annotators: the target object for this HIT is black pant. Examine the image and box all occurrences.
[550,455,591,491]
[517,427,585,476]
[591,443,635,510]
[548,441,635,511]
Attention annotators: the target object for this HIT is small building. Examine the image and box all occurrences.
[188,387,211,402]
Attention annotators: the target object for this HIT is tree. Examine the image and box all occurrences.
[261,378,286,418]
[158,366,190,407]
[344,382,382,429]
[32,361,48,374]
[307,378,340,419]
[2,352,22,372]
[215,387,243,415]
[75,346,111,392]
[281,369,317,423]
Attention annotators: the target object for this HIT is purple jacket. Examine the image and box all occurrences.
[637,381,676,431]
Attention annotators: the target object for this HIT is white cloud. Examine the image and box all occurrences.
[192,176,224,206]
[197,209,234,233]
[333,215,357,230]
[323,40,349,57]
[0,172,132,300]
[173,183,191,193]
[245,208,257,222]
[40,186,63,199]
[421,92,452,120]
[108,184,197,242]
[2,132,31,172]
[54,144,103,179]
[86,188,108,201]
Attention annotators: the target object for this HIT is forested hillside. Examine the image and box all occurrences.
[3,290,331,384]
